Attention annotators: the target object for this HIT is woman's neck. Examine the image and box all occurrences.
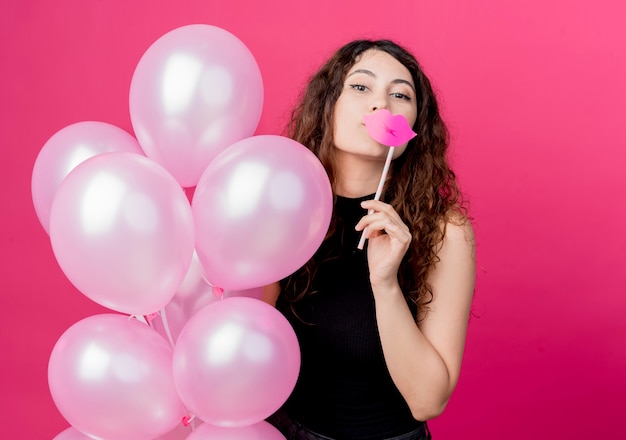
[333,152,386,198]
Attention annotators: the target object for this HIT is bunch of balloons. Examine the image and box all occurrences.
[32,24,333,440]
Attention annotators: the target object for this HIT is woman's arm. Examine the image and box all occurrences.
[358,201,476,421]
[262,281,281,306]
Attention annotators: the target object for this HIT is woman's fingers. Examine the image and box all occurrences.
[356,201,411,243]
[358,201,411,285]
[360,199,396,216]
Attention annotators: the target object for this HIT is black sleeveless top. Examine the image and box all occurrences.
[276,194,422,439]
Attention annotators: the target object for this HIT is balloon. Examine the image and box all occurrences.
[53,427,93,440]
[192,135,332,291]
[48,314,186,440]
[129,24,264,187]
[150,250,263,344]
[187,421,285,440]
[172,297,300,427]
[49,152,195,315]
[55,412,200,440]
[31,121,144,234]
[155,420,201,440]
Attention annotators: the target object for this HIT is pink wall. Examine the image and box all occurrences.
[2,0,625,438]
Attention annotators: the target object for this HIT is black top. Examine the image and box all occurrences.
[276,194,422,439]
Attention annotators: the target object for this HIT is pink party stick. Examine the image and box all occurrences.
[357,110,417,250]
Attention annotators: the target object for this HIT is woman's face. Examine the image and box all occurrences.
[333,49,418,162]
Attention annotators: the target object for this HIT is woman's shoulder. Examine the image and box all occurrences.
[443,211,474,244]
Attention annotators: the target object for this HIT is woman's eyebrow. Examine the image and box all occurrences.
[347,69,416,93]
[347,68,376,78]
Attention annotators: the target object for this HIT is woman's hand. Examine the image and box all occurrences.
[355,200,412,289]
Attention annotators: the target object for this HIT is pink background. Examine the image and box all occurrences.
[1,0,625,438]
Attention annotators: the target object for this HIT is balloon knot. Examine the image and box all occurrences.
[144,312,159,322]
[182,414,195,426]
[213,286,224,299]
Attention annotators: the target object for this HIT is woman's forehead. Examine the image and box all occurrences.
[347,50,413,82]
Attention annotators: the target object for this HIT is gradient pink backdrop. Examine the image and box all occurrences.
[1,1,625,438]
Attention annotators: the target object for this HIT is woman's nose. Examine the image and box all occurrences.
[370,94,389,112]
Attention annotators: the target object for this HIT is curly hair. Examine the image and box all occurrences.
[281,39,468,318]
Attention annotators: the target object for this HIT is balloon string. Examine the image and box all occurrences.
[159,307,176,348]
[357,146,395,250]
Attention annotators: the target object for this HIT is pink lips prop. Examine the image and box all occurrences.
[363,109,417,147]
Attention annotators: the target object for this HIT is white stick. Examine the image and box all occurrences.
[357,146,394,250]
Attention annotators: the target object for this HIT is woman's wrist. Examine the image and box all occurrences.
[370,277,403,299]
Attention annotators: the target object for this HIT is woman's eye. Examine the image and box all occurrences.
[391,92,412,101]
[349,84,368,92]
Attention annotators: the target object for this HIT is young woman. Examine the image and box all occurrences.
[264,39,476,440]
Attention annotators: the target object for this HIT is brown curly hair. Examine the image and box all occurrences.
[281,39,468,318]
